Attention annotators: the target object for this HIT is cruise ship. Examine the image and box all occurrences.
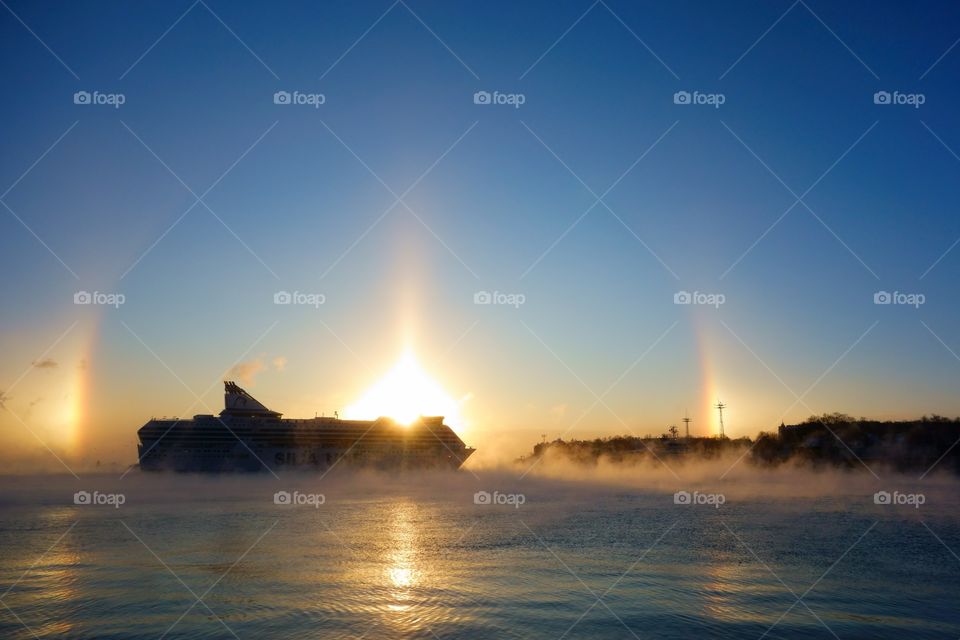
[136,382,475,472]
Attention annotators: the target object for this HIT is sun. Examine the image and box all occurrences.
[344,351,465,429]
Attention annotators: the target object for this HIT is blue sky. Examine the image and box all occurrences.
[2,0,960,467]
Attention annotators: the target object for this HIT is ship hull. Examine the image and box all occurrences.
[137,443,474,473]
[137,414,474,473]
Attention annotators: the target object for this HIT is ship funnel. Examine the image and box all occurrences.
[221,381,281,417]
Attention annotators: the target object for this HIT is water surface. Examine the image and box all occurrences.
[0,471,957,639]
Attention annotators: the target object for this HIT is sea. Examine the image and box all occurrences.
[0,466,957,639]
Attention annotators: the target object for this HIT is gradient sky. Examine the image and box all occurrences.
[2,0,960,470]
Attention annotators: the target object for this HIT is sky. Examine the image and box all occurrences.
[2,0,960,470]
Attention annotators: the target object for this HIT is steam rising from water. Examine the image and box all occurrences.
[0,457,955,512]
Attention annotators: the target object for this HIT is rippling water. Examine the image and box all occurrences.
[0,470,957,639]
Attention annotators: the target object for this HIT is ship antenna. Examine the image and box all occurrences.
[714,399,726,439]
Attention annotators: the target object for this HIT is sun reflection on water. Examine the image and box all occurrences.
[16,510,80,637]
[701,554,775,624]
[389,565,414,589]
[382,500,420,617]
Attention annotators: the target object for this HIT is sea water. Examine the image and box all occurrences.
[0,469,957,639]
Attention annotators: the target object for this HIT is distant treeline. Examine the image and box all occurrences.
[754,413,960,473]
[522,413,960,473]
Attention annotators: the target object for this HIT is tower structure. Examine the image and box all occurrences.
[715,399,727,439]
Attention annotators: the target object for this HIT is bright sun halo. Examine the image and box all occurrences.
[344,351,464,429]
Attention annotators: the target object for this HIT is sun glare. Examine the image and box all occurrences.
[344,351,464,429]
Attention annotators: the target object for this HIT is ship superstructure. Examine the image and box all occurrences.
[137,382,475,472]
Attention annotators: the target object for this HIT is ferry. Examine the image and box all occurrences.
[136,382,475,472]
